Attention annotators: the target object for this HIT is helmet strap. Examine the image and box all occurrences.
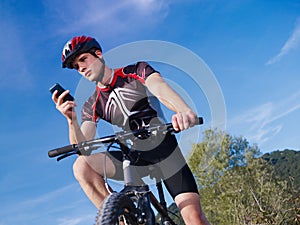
[95,57,106,85]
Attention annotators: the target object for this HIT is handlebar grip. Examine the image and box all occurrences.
[48,144,77,158]
[195,117,204,125]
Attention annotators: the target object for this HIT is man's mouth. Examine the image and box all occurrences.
[85,70,91,77]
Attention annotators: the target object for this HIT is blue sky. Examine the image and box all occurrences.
[1,0,300,224]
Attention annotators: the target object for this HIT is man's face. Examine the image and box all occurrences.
[73,52,105,83]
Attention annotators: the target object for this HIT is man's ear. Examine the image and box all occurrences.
[95,50,103,58]
[94,49,105,64]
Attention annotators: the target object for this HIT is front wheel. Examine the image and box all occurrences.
[95,192,138,225]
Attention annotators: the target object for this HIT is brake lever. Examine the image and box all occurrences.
[57,151,78,161]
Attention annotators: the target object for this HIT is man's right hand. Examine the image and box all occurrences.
[52,90,77,121]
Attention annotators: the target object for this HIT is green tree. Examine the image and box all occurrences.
[188,129,260,188]
[188,129,299,225]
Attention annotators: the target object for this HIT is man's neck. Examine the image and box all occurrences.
[97,67,113,88]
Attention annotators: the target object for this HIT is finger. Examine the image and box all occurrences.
[180,112,193,130]
[51,90,58,103]
[175,113,185,131]
[60,105,71,115]
[57,90,70,104]
[182,116,190,130]
[61,101,76,112]
[172,115,180,131]
[66,101,77,107]
[188,115,196,127]
[178,113,187,130]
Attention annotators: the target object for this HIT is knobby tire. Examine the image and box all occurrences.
[95,192,138,225]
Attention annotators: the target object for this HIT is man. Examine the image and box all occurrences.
[52,36,210,225]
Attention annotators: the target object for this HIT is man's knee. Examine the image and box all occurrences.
[175,192,201,211]
[73,156,92,182]
[175,192,210,224]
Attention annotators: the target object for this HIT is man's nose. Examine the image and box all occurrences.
[78,63,86,72]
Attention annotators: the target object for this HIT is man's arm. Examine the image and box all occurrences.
[68,120,96,144]
[52,90,96,144]
[145,72,197,131]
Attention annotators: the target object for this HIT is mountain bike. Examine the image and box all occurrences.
[48,117,203,225]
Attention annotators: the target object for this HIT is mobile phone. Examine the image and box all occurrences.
[49,83,74,102]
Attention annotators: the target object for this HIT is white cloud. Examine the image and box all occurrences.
[266,19,300,65]
[228,90,300,149]
[19,184,77,208]
[44,0,171,37]
[57,215,95,225]
[0,183,87,225]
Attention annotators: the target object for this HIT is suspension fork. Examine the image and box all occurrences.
[121,185,156,225]
[137,187,156,225]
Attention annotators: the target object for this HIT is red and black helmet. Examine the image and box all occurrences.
[62,36,102,69]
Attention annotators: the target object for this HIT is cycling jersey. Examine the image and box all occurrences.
[81,62,164,130]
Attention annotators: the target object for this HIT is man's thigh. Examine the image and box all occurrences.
[81,151,122,178]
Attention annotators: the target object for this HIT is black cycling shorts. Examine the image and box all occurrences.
[106,133,199,199]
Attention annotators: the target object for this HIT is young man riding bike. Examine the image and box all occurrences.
[52,36,210,225]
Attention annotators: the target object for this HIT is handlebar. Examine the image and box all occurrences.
[48,117,203,160]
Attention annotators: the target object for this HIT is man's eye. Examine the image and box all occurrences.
[80,56,87,62]
[73,64,79,70]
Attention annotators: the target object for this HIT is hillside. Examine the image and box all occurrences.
[262,149,300,191]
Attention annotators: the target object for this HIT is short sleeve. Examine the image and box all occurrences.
[136,62,159,80]
[81,93,99,124]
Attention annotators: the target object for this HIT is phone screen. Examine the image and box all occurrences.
[49,83,74,102]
